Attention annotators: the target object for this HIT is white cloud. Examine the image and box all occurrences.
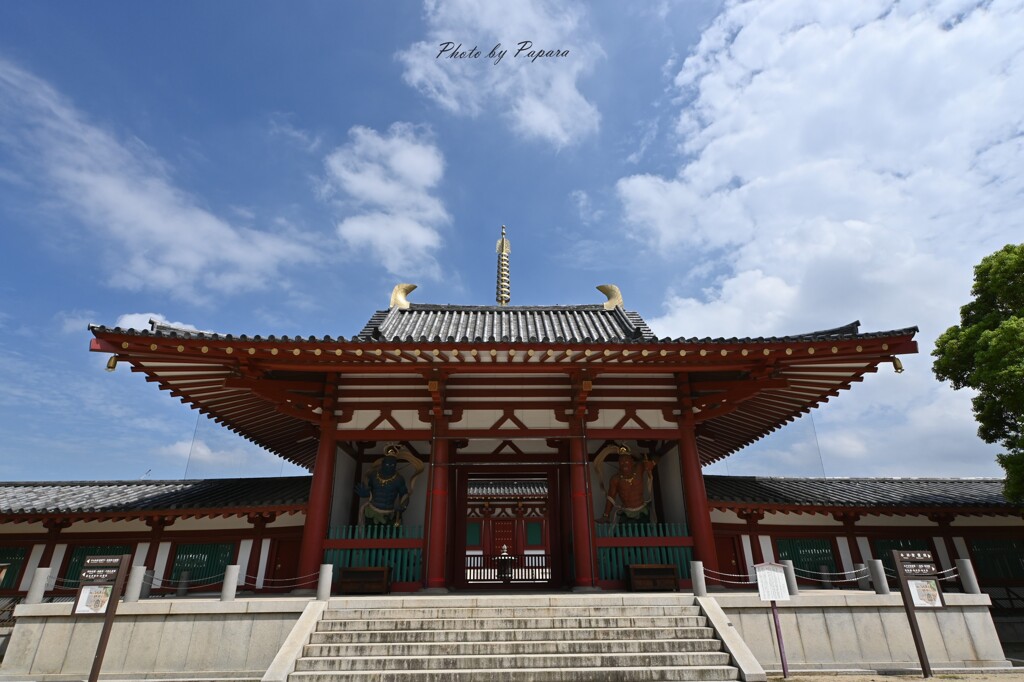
[0,60,319,303]
[619,0,1024,476]
[56,309,98,335]
[156,438,277,471]
[397,0,602,148]
[113,313,204,332]
[268,112,322,152]
[323,123,448,278]
[570,190,604,225]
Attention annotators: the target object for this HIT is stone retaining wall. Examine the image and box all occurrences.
[714,590,1011,672]
[0,598,309,681]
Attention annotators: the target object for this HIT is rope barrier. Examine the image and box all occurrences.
[703,574,756,586]
[171,572,228,585]
[792,566,868,578]
[252,570,323,583]
[703,568,754,579]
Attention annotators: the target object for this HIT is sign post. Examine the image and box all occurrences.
[73,554,132,682]
[754,562,790,678]
[892,550,945,678]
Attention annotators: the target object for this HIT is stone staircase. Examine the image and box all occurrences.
[287,593,743,681]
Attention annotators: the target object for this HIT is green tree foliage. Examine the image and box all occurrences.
[933,244,1024,501]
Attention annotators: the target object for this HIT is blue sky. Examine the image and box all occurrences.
[1,0,1021,482]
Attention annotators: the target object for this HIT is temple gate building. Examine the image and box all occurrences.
[0,230,1020,621]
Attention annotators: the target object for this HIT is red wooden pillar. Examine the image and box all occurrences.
[298,383,338,579]
[569,434,597,588]
[678,407,719,573]
[424,436,450,590]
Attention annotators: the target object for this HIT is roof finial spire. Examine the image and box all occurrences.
[496,224,511,306]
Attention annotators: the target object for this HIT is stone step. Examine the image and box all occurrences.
[303,637,724,657]
[321,605,702,620]
[316,615,707,631]
[325,596,697,609]
[289,665,739,681]
[309,625,717,644]
[294,651,734,672]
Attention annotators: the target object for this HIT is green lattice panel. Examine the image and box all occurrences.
[63,545,132,588]
[969,538,1024,581]
[324,547,423,583]
[170,542,235,584]
[873,538,930,575]
[0,546,27,589]
[775,538,838,576]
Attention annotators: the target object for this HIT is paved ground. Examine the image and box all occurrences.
[767,673,1024,681]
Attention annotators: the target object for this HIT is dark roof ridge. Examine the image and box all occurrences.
[705,474,1004,482]
[0,475,312,487]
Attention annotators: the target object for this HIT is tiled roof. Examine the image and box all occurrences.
[466,480,549,498]
[1,476,1015,518]
[89,313,919,469]
[102,312,915,347]
[359,304,656,343]
[705,476,1013,509]
[0,476,311,516]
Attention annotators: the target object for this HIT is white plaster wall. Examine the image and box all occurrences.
[267,512,305,528]
[133,543,149,567]
[757,513,842,527]
[403,461,428,528]
[330,446,356,529]
[857,537,873,562]
[740,535,755,576]
[0,522,45,534]
[153,542,171,588]
[953,536,970,560]
[255,538,270,589]
[590,464,607,519]
[933,537,952,571]
[169,516,253,531]
[951,516,1024,527]
[711,509,743,524]
[47,545,66,574]
[17,545,43,591]
[236,540,252,585]
[858,514,937,527]
[63,519,151,533]
[836,537,854,573]
[656,447,686,526]
[758,536,775,563]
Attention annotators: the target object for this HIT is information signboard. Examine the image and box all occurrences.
[79,555,122,584]
[753,562,790,678]
[72,554,131,682]
[892,549,944,678]
[74,584,114,615]
[754,563,790,602]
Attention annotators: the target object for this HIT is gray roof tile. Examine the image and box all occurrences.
[704,476,1013,509]
[356,304,654,343]
[0,477,310,515]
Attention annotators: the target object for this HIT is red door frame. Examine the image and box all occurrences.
[451,463,562,590]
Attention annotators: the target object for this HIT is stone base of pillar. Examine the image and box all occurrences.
[420,586,451,594]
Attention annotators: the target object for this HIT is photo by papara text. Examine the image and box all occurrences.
[437,41,569,65]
